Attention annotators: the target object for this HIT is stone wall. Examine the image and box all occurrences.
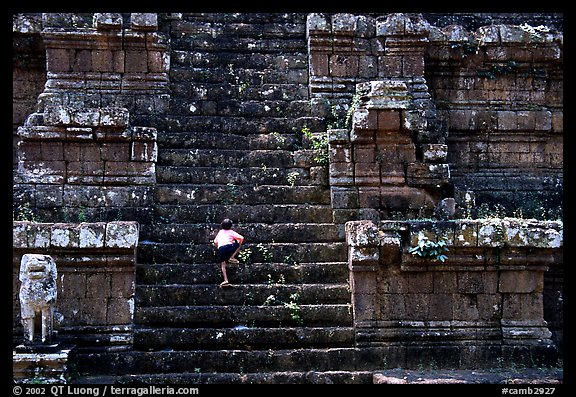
[13,12,562,221]
[307,13,563,217]
[13,13,169,224]
[13,14,46,167]
[426,22,563,216]
[346,218,563,368]
[13,221,139,347]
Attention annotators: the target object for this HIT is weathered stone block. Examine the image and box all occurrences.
[422,144,448,162]
[499,271,543,293]
[73,50,93,72]
[329,162,354,185]
[79,223,106,248]
[452,294,479,321]
[377,110,400,131]
[46,48,71,72]
[504,218,563,248]
[110,273,135,298]
[131,141,158,162]
[428,293,454,320]
[329,146,352,163]
[501,293,544,321]
[432,272,457,293]
[476,293,501,320]
[331,187,359,209]
[28,223,52,249]
[404,294,431,318]
[86,273,110,298]
[59,273,86,298]
[380,55,402,77]
[51,223,80,248]
[101,143,130,161]
[102,222,138,249]
[107,298,133,324]
[131,13,158,31]
[379,294,406,319]
[352,108,378,131]
[99,107,129,128]
[478,219,506,247]
[403,55,425,76]
[406,272,434,294]
[13,222,31,249]
[358,187,380,208]
[92,50,114,72]
[497,110,518,130]
[93,13,122,30]
[81,298,108,324]
[353,293,379,322]
[354,162,380,185]
[458,272,494,294]
[354,144,376,163]
[346,220,380,247]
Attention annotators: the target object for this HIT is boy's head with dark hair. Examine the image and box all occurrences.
[221,219,233,230]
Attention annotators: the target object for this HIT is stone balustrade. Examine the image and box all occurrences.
[346,218,562,368]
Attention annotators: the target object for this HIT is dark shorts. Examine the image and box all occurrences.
[217,241,240,262]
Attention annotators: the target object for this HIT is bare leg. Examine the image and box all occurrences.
[229,244,242,261]
[220,261,229,284]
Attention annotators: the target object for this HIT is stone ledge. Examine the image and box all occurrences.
[13,221,139,251]
[373,368,562,384]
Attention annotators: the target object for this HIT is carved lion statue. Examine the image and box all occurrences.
[19,254,57,344]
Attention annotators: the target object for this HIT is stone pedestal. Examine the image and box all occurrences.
[13,342,75,383]
[346,218,562,368]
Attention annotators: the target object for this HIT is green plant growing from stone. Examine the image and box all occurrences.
[409,236,449,263]
[287,171,299,187]
[257,243,273,263]
[344,92,362,128]
[185,241,196,259]
[78,206,88,222]
[267,273,286,285]
[263,294,277,306]
[262,292,303,325]
[283,255,297,266]
[285,292,303,325]
[302,127,329,166]
[271,131,286,149]
[13,200,38,222]
[237,247,253,265]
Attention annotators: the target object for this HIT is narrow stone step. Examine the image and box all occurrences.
[156,165,324,186]
[139,222,343,244]
[152,204,334,224]
[154,184,331,205]
[133,326,355,349]
[158,148,296,168]
[155,115,323,138]
[73,348,359,375]
[137,241,347,265]
[136,262,348,285]
[134,304,352,327]
[157,130,305,151]
[157,131,250,150]
[72,371,375,385]
[136,283,350,307]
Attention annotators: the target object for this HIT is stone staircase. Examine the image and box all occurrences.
[71,13,367,384]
